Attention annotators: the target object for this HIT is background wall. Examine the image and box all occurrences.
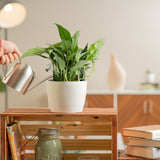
[1,0,160,108]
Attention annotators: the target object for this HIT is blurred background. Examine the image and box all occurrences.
[1,0,160,111]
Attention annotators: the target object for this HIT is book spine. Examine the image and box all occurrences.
[7,130,18,160]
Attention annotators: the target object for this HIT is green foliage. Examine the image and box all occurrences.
[146,70,151,74]
[21,24,104,81]
[0,76,5,92]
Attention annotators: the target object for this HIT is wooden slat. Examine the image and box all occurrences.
[62,139,111,150]
[26,153,112,160]
[3,107,51,113]
[24,139,111,150]
[63,153,112,160]
[13,115,112,122]
[21,124,111,136]
[112,115,117,160]
[1,108,117,116]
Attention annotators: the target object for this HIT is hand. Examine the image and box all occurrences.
[0,40,22,65]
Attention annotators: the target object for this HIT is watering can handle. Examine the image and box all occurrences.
[1,58,21,77]
[27,75,52,93]
[2,65,5,77]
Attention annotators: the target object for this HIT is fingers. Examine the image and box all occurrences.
[0,40,22,65]
[4,55,10,65]
[0,55,5,64]
[13,53,18,60]
[0,53,18,65]
[8,53,14,63]
[14,46,22,57]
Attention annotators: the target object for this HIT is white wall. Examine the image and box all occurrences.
[4,0,160,107]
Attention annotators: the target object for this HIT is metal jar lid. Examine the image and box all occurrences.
[38,128,59,136]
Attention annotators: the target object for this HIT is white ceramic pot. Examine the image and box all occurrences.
[47,80,87,113]
[146,73,155,83]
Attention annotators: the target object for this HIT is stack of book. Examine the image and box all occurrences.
[123,125,160,159]
[139,83,160,90]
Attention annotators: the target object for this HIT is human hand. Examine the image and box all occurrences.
[0,39,22,65]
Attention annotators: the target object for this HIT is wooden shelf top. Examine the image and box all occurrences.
[0,107,117,116]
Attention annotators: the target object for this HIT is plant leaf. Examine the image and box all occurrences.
[71,31,79,51]
[87,39,104,61]
[54,53,66,71]
[80,51,88,60]
[82,44,88,53]
[53,70,62,81]
[0,76,5,92]
[47,42,61,50]
[21,47,46,59]
[55,24,72,41]
[75,50,81,62]
[70,60,90,73]
[49,46,64,58]
[60,40,71,52]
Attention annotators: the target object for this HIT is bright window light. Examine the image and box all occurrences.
[4,4,13,12]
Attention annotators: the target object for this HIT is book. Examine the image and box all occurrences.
[139,82,160,90]
[127,145,160,159]
[128,137,160,147]
[7,121,27,160]
[123,125,160,139]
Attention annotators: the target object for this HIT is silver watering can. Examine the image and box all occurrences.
[1,61,52,95]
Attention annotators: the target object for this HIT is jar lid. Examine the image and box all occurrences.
[38,128,59,136]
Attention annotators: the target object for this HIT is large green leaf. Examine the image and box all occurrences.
[21,47,46,59]
[71,31,79,51]
[89,39,104,53]
[87,50,99,61]
[87,39,104,61]
[47,42,61,50]
[60,40,71,52]
[75,50,81,62]
[49,46,64,58]
[67,49,81,62]
[55,24,72,41]
[67,51,77,61]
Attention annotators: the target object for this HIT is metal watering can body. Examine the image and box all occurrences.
[2,62,52,95]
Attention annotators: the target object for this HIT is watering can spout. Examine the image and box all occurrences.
[2,62,52,95]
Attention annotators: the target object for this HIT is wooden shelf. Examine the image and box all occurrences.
[1,107,117,160]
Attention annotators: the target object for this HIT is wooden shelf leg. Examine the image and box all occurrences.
[112,115,117,160]
[1,116,8,160]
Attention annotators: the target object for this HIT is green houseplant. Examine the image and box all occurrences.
[0,76,5,92]
[21,24,104,112]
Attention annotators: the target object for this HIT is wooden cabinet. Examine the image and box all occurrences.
[86,94,113,108]
[146,95,160,125]
[118,95,160,132]
[86,92,160,132]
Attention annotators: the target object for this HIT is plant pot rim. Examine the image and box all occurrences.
[48,79,87,82]
[47,80,87,86]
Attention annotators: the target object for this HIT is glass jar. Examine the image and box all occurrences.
[35,128,62,160]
